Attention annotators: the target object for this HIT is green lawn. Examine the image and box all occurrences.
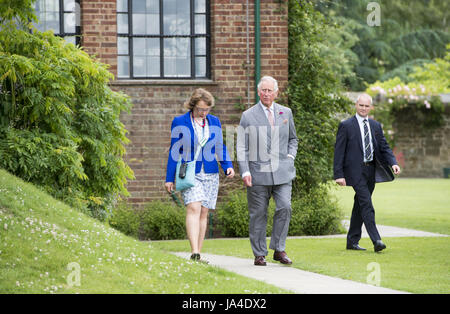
[153,178,450,294]
[0,169,286,294]
[329,178,450,235]
[2,168,448,294]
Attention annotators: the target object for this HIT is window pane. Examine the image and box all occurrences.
[132,0,159,13]
[133,38,145,55]
[195,0,206,13]
[118,37,129,55]
[118,56,130,78]
[146,38,160,56]
[117,0,128,12]
[132,14,159,34]
[117,13,129,33]
[132,0,147,13]
[164,38,190,77]
[64,13,76,33]
[45,0,59,11]
[146,14,159,34]
[45,12,60,33]
[133,56,146,77]
[195,14,206,34]
[195,37,206,55]
[147,57,160,77]
[195,56,206,77]
[163,0,190,35]
[64,36,76,45]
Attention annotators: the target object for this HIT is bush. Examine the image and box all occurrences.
[0,19,134,219]
[288,187,344,236]
[216,188,344,237]
[140,201,186,240]
[109,200,186,240]
[216,190,274,238]
[108,203,141,238]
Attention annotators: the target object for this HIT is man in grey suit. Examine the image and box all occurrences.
[237,76,298,266]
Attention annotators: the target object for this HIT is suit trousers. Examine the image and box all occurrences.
[247,182,292,257]
[347,162,381,245]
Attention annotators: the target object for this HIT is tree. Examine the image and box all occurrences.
[0,1,134,220]
[313,0,450,90]
[288,0,352,195]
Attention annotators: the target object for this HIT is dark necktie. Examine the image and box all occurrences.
[363,119,372,161]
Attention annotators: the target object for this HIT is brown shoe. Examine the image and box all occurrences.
[254,256,267,266]
[273,251,292,265]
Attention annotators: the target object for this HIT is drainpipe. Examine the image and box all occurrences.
[254,0,261,103]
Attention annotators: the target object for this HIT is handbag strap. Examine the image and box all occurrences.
[193,144,202,162]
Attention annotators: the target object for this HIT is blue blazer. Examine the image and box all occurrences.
[333,116,397,186]
[165,111,233,183]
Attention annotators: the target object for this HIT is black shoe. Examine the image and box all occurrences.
[190,253,200,261]
[346,244,366,251]
[374,240,386,252]
[190,253,209,264]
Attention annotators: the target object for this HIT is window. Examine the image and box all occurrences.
[33,0,81,46]
[117,0,210,79]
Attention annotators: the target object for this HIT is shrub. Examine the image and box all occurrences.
[288,187,344,236]
[140,201,186,240]
[0,19,134,219]
[216,188,344,237]
[109,200,186,240]
[108,203,141,239]
[216,190,274,238]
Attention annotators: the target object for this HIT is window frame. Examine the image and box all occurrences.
[117,0,211,80]
[34,0,81,46]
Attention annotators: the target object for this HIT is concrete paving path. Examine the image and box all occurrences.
[173,252,409,294]
[171,223,448,294]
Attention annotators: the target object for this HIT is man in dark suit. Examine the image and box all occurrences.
[333,93,401,252]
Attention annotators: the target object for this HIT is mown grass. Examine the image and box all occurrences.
[153,178,450,294]
[329,178,450,235]
[0,169,287,294]
[153,236,450,294]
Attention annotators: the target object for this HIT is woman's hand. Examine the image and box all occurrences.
[226,168,235,178]
[164,182,174,193]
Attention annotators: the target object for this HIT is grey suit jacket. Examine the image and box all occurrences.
[237,102,298,186]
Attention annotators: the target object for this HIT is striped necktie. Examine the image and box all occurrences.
[267,108,274,130]
[363,119,373,161]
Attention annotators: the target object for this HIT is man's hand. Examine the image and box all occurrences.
[335,178,346,186]
[243,175,252,187]
[392,165,401,175]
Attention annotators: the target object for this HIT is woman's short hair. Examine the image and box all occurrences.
[184,88,215,110]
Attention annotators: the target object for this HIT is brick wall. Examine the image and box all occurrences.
[81,0,117,75]
[79,0,289,207]
[393,101,450,178]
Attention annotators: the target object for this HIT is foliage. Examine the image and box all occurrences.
[216,190,275,238]
[288,0,353,195]
[140,201,186,240]
[289,186,344,236]
[216,188,343,237]
[366,46,449,146]
[0,16,133,219]
[109,200,186,240]
[313,0,450,90]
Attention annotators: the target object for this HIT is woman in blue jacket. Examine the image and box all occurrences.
[165,88,234,262]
